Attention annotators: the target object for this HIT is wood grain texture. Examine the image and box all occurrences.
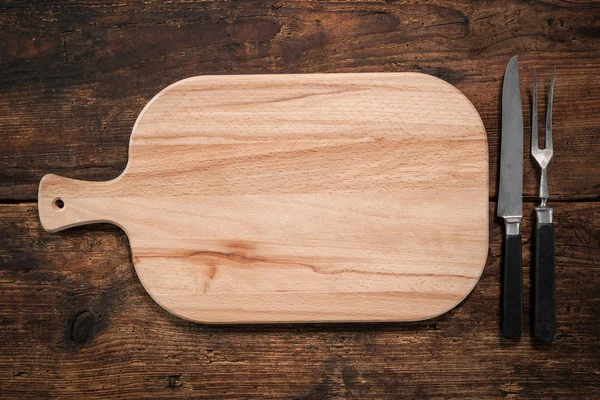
[1,0,599,201]
[1,202,598,398]
[2,0,599,398]
[37,73,489,323]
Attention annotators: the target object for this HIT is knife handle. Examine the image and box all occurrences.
[502,233,523,339]
[534,222,557,342]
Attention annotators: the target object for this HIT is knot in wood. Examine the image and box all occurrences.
[71,310,95,344]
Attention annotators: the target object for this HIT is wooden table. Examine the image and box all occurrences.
[1,1,598,398]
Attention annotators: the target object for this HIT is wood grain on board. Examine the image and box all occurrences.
[37,73,488,323]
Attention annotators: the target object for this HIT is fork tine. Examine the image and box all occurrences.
[545,67,555,153]
[532,68,538,153]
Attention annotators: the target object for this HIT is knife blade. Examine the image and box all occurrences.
[498,55,524,339]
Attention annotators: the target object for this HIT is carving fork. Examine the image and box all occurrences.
[531,68,557,342]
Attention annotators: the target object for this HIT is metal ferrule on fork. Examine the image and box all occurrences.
[535,206,553,224]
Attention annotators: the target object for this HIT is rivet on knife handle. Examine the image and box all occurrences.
[498,56,524,339]
[532,68,557,342]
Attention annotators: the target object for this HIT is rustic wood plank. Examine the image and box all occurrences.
[2,1,598,398]
[1,202,598,398]
[1,0,599,200]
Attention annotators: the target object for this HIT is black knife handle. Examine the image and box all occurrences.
[534,223,557,342]
[502,234,523,339]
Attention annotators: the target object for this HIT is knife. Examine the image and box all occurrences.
[498,56,524,339]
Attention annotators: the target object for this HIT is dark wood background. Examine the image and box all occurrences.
[1,1,599,398]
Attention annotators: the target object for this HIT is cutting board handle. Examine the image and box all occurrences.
[38,174,123,233]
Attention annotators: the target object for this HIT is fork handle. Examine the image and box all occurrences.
[502,233,523,339]
[534,220,557,342]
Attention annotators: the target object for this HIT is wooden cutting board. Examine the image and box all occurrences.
[38,73,488,324]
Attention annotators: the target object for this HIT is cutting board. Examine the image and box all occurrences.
[38,73,488,324]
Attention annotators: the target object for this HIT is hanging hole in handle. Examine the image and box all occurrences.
[52,198,65,210]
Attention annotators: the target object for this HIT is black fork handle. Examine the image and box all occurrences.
[534,222,557,342]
